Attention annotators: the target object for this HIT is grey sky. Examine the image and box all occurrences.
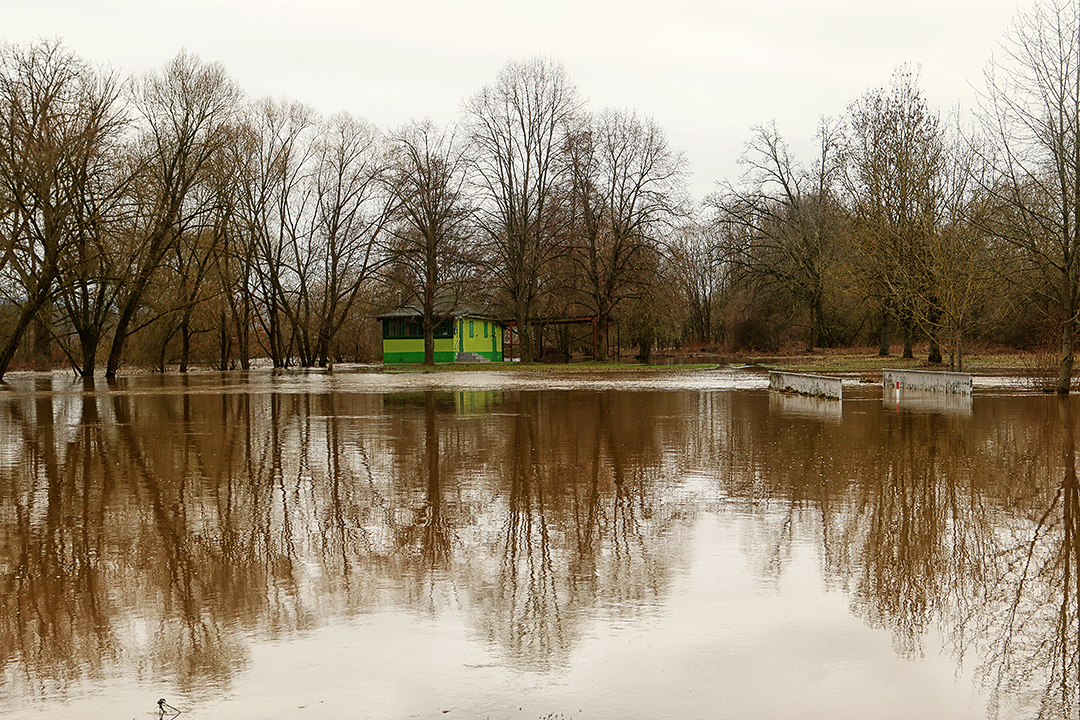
[7,0,1022,199]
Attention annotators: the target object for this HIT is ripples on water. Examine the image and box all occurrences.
[0,367,1075,719]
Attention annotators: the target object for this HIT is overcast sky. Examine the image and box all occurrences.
[6,0,1024,199]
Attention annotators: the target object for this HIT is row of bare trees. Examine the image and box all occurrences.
[0,41,687,376]
[2,0,1080,386]
[465,60,687,362]
[673,0,1080,392]
[700,68,983,366]
[0,44,244,378]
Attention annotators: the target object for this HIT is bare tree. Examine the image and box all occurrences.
[104,50,241,378]
[566,108,686,358]
[844,66,945,360]
[710,119,844,351]
[233,97,316,367]
[384,118,474,365]
[205,123,251,370]
[666,219,729,345]
[0,40,126,378]
[233,103,389,368]
[899,125,998,371]
[306,112,392,367]
[159,191,229,372]
[54,152,130,376]
[465,57,581,362]
[978,0,1080,392]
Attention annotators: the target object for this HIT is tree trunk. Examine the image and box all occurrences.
[423,322,435,366]
[79,332,98,377]
[1059,315,1075,394]
[105,298,139,378]
[902,319,914,359]
[0,283,55,380]
[878,308,890,357]
[218,307,231,370]
[597,315,611,361]
[639,333,654,363]
[927,304,942,363]
[239,294,251,370]
[179,316,191,373]
[516,301,533,363]
[32,303,52,365]
[928,334,942,364]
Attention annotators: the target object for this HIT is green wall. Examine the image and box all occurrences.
[382,336,457,364]
[458,318,502,361]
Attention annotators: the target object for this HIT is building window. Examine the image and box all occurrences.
[483,321,488,338]
[469,321,474,338]
[383,318,453,339]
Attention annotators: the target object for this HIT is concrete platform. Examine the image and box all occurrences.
[883,368,972,396]
[768,371,842,400]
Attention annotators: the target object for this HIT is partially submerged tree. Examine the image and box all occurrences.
[105,50,241,378]
[305,112,392,367]
[0,40,126,378]
[233,97,316,367]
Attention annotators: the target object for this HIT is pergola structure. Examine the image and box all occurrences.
[504,316,600,361]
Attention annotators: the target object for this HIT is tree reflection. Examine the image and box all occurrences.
[845,412,978,657]
[495,400,565,667]
[748,393,1080,718]
[0,380,683,693]
[464,391,682,670]
[963,397,1080,719]
[390,390,455,611]
[679,389,1080,718]
[108,385,249,694]
[0,386,118,701]
[13,376,1080,718]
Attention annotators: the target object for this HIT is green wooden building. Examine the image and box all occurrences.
[378,304,504,363]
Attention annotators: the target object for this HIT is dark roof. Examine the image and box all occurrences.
[376,301,503,322]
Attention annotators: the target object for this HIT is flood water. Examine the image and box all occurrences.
[0,368,1076,719]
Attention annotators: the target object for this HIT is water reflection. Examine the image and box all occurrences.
[0,376,1079,718]
[884,385,974,416]
[964,397,1080,719]
[769,390,843,422]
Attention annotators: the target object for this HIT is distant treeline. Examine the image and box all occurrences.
[1,0,1079,388]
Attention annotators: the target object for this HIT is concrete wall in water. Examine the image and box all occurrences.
[882,368,973,396]
[768,371,843,400]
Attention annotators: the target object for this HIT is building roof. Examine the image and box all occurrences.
[376,300,503,322]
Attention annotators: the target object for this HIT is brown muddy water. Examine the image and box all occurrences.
[0,368,1074,719]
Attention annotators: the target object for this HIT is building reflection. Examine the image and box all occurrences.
[1,378,1079,718]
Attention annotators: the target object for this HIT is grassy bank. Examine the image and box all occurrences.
[380,347,1053,381]
[744,347,1048,378]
